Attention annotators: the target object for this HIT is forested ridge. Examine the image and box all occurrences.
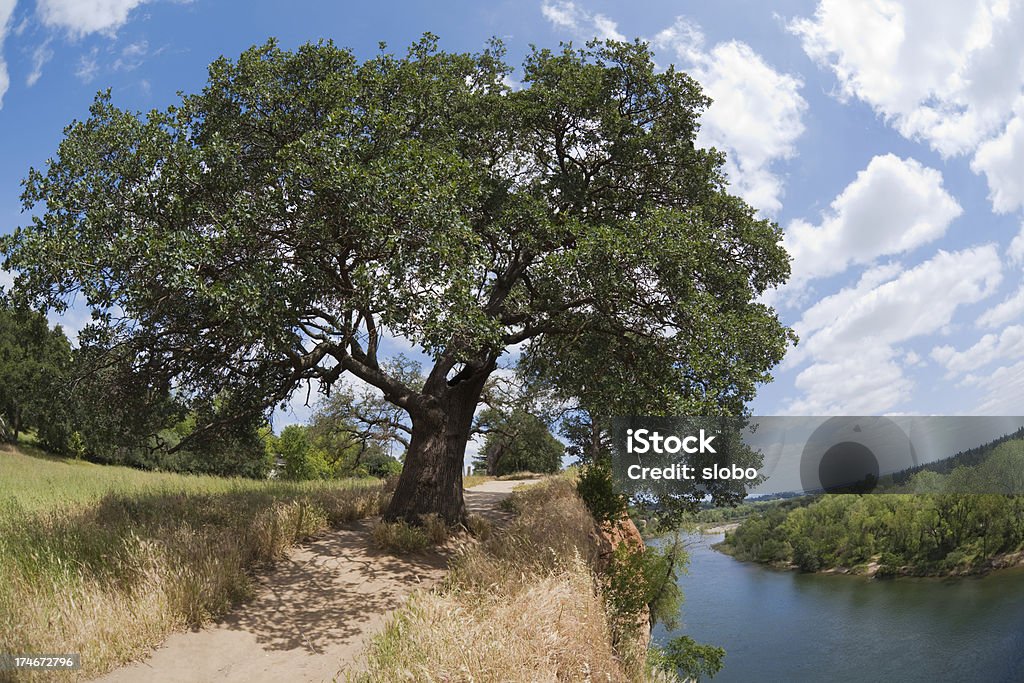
[718,439,1024,577]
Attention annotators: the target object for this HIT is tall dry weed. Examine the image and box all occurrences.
[357,475,643,683]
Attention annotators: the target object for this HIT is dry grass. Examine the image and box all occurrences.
[370,520,430,554]
[356,476,638,682]
[497,471,545,481]
[360,557,623,682]
[463,474,495,488]
[452,479,600,591]
[465,513,493,540]
[0,447,386,682]
[370,513,450,554]
[463,471,542,488]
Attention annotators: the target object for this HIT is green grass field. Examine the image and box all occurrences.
[2,443,312,512]
[0,444,387,682]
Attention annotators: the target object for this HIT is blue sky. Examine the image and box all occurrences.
[1,0,1023,428]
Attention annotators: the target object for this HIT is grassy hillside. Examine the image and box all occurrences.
[2,443,295,512]
[0,445,387,681]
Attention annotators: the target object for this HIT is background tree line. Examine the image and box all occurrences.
[0,302,567,481]
[720,439,1024,576]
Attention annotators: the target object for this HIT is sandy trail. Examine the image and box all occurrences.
[94,480,527,683]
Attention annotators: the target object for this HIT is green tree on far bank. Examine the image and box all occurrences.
[721,439,1024,576]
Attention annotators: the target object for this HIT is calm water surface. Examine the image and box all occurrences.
[653,533,1024,682]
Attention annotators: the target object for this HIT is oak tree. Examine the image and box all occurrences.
[2,36,792,524]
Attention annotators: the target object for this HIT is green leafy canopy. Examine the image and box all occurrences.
[2,34,793,427]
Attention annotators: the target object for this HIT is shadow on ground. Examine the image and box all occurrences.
[222,520,448,653]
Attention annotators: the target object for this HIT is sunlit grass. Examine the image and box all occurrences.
[0,442,323,513]
[463,473,495,489]
[357,477,642,682]
[0,445,386,681]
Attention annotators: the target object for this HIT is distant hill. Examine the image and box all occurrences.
[890,425,1024,485]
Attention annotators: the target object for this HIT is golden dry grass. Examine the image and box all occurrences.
[463,474,495,489]
[356,476,642,682]
[0,447,386,682]
[361,557,623,682]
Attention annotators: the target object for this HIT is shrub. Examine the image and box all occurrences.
[465,514,493,540]
[576,460,627,524]
[651,635,726,682]
[605,534,687,633]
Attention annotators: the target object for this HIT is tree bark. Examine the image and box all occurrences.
[384,368,489,526]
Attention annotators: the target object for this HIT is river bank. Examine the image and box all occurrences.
[653,531,1024,682]
[714,538,1024,578]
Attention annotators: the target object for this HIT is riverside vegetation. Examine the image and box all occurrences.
[719,439,1024,577]
[0,445,386,681]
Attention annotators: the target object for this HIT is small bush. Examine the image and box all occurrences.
[465,514,493,540]
[651,635,725,682]
[576,460,627,524]
[420,513,449,545]
[604,534,687,633]
[369,513,452,554]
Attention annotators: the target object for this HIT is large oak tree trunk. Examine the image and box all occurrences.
[384,373,486,526]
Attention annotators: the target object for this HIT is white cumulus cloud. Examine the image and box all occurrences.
[964,359,1024,414]
[932,325,1024,375]
[27,38,54,86]
[787,346,910,415]
[1010,222,1024,264]
[540,1,625,41]
[37,0,148,37]
[654,18,806,213]
[977,286,1024,328]
[75,47,99,82]
[0,0,16,108]
[783,154,962,288]
[785,245,1002,413]
[792,0,1024,216]
[791,0,1024,157]
[971,102,1024,213]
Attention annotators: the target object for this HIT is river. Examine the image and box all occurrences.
[652,532,1024,682]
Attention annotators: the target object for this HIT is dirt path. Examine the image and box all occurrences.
[95,480,527,683]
